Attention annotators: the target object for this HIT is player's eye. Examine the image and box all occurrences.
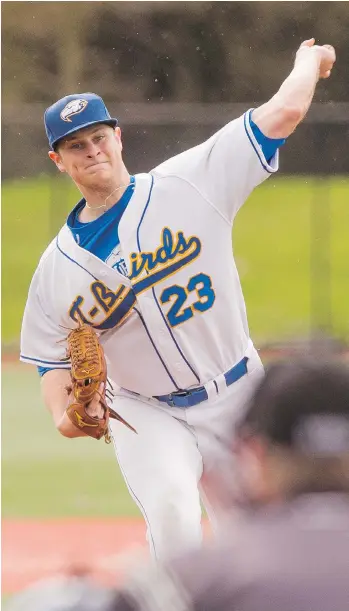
[94,134,105,143]
[70,142,83,150]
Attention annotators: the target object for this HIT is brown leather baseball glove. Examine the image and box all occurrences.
[65,323,136,442]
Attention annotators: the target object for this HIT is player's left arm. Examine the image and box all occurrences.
[252,39,336,138]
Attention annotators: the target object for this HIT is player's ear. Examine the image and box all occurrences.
[114,126,123,151]
[48,150,66,173]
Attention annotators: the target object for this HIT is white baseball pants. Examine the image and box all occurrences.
[109,346,264,560]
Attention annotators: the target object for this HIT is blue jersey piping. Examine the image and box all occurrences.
[136,175,200,385]
[244,110,275,173]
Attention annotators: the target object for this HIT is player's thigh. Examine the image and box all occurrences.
[189,365,264,461]
[192,363,264,514]
[109,393,203,501]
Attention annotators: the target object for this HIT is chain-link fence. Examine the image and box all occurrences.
[2,102,349,179]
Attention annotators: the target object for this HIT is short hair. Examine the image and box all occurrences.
[236,358,349,495]
[237,358,349,454]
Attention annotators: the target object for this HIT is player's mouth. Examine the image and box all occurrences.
[85,162,109,171]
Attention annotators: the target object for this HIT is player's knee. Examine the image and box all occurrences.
[150,483,202,533]
[146,485,202,558]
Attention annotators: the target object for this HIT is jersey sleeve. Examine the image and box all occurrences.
[249,117,286,163]
[152,109,279,224]
[20,266,71,369]
[37,366,55,377]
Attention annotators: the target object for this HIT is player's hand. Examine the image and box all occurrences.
[85,382,105,419]
[295,39,336,79]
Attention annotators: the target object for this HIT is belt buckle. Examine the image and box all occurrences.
[168,390,189,407]
[167,394,176,407]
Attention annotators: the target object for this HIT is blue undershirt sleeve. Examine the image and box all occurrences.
[37,366,55,377]
[249,116,286,163]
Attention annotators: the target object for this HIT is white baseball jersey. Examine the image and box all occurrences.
[20,110,278,397]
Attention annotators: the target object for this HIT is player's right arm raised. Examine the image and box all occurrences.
[252,39,336,138]
[153,39,335,226]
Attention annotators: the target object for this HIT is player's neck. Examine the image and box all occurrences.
[77,172,131,222]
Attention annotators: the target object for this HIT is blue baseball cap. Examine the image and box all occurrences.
[44,92,118,150]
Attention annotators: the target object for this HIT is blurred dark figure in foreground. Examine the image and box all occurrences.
[113,357,349,611]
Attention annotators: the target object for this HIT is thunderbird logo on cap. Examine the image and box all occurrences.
[45,92,118,149]
[60,99,88,123]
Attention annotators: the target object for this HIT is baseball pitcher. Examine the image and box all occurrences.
[21,40,335,559]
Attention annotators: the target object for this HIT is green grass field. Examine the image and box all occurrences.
[2,363,140,518]
[2,175,349,349]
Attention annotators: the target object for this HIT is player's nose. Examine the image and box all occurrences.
[86,141,101,158]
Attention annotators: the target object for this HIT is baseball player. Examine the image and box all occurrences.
[21,39,335,559]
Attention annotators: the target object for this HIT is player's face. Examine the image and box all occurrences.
[49,125,124,189]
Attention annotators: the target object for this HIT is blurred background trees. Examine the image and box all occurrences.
[3,1,349,179]
[2,1,349,179]
[3,1,349,105]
